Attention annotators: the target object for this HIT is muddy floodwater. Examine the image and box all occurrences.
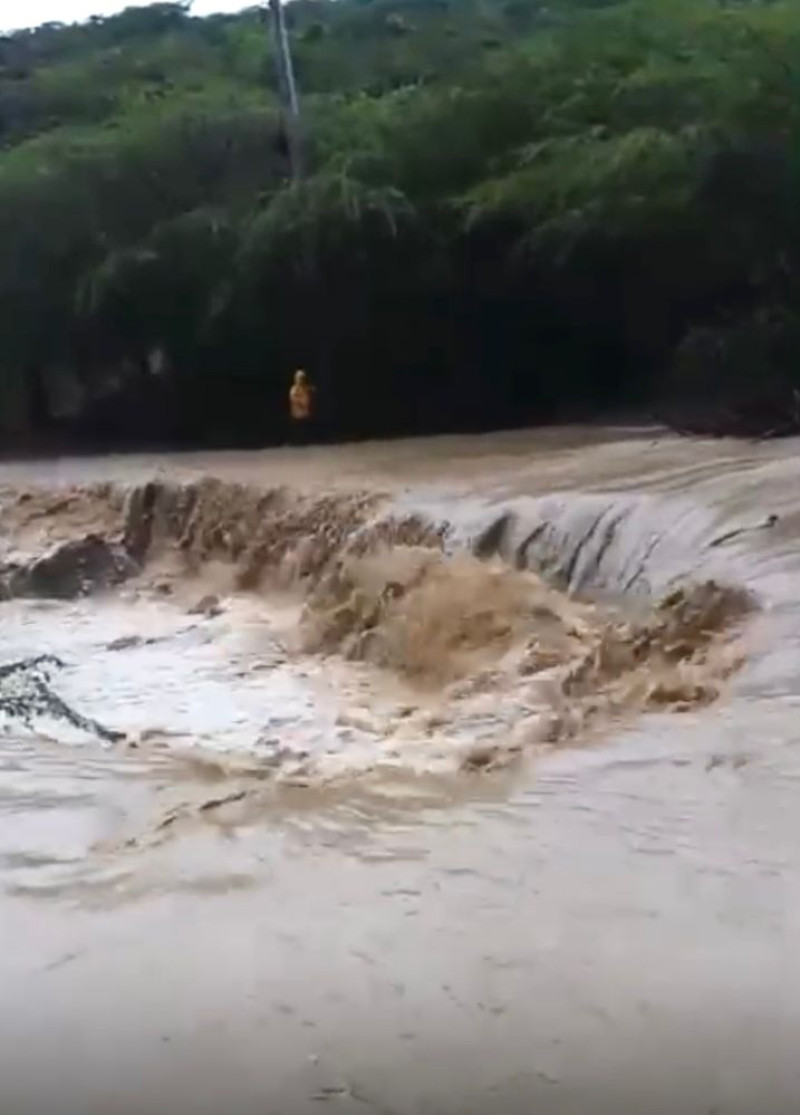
[3,427,800,1115]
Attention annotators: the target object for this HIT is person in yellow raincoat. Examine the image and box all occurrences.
[288,369,314,442]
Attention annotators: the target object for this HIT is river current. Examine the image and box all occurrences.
[2,427,800,1115]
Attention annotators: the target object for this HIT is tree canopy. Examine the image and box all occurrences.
[1,0,799,445]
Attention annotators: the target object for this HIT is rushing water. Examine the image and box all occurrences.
[3,427,800,1115]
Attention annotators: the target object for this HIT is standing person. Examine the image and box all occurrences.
[288,369,314,443]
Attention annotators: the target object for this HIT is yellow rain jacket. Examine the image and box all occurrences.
[289,370,313,421]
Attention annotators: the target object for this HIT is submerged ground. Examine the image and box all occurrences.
[2,426,800,1115]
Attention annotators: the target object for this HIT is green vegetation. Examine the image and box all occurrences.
[1,0,799,446]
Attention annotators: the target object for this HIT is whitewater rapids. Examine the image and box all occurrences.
[2,427,800,1115]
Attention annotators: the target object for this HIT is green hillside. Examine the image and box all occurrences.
[1,0,799,445]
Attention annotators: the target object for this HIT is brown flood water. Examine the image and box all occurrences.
[3,427,800,1115]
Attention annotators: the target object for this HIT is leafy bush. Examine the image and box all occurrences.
[1,0,799,440]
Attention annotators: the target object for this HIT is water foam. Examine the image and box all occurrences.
[0,476,754,805]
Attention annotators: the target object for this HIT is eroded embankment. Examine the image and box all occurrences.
[0,477,754,780]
